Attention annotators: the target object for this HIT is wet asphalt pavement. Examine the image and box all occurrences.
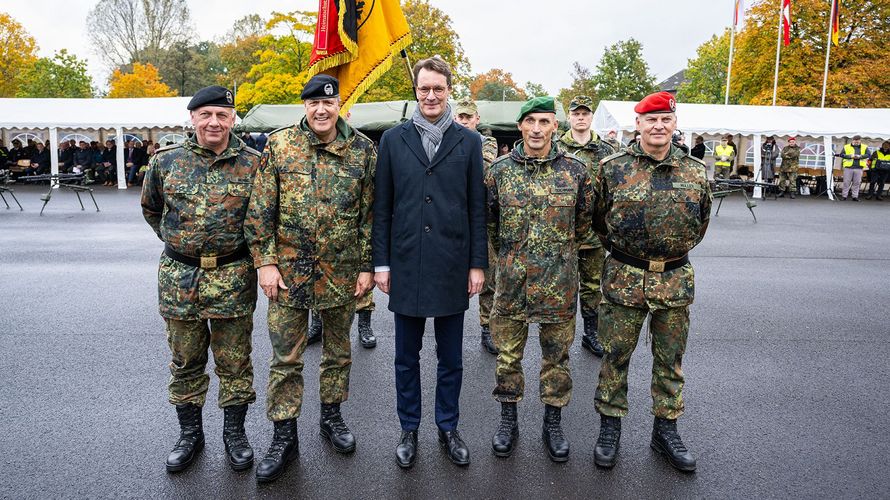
[0,185,888,499]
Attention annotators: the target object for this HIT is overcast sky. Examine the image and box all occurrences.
[2,0,736,94]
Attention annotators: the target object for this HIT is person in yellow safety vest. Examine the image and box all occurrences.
[841,135,870,201]
[714,135,735,180]
[865,141,890,200]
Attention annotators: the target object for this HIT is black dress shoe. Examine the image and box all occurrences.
[491,402,518,457]
[256,419,299,483]
[480,325,498,355]
[166,403,205,473]
[853,197,860,202]
[651,417,696,472]
[307,312,322,345]
[396,430,418,469]
[542,405,569,462]
[357,310,376,348]
[223,404,254,471]
[438,429,470,466]
[594,415,621,468]
[320,403,356,453]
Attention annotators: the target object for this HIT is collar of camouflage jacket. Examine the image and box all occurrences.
[559,128,601,149]
[626,142,686,169]
[511,140,564,174]
[299,116,353,155]
[183,132,245,160]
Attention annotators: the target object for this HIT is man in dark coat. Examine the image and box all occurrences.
[372,57,487,469]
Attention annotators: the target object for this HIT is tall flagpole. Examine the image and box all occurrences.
[820,0,836,107]
[772,1,783,106]
[725,24,736,105]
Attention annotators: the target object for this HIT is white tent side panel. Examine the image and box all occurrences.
[0,97,196,130]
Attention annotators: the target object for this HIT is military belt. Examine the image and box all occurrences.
[608,246,688,273]
[164,244,249,269]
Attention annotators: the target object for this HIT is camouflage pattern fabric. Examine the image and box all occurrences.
[778,144,800,192]
[593,143,710,419]
[578,246,605,317]
[165,315,256,408]
[594,302,688,419]
[486,141,592,323]
[355,289,375,312]
[482,135,498,168]
[478,134,499,327]
[604,138,622,152]
[492,316,575,407]
[245,116,376,310]
[556,128,614,251]
[142,133,260,320]
[266,301,355,421]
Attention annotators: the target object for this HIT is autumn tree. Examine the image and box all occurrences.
[557,62,598,111]
[590,38,657,104]
[677,29,732,104]
[158,41,225,96]
[87,0,192,68]
[360,0,472,102]
[731,0,889,107]
[523,81,548,98]
[469,69,526,101]
[218,15,269,91]
[0,12,38,97]
[107,62,176,97]
[16,50,93,98]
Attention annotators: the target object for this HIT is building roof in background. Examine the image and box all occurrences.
[658,70,687,94]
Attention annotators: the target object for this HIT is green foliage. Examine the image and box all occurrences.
[0,12,38,97]
[16,49,93,98]
[470,69,526,101]
[677,30,732,104]
[590,38,658,102]
[557,62,598,112]
[523,81,548,98]
[157,41,225,96]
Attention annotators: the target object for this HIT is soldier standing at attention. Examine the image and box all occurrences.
[454,99,500,355]
[141,86,260,473]
[487,96,592,462]
[592,91,710,472]
[245,75,376,482]
[778,137,800,199]
[604,130,622,152]
[557,95,614,357]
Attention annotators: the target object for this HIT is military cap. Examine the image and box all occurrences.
[517,96,556,122]
[569,95,594,111]
[455,100,478,116]
[634,91,676,114]
[301,74,339,100]
[187,85,235,110]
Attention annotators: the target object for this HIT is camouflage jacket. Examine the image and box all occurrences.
[481,134,498,170]
[593,143,711,309]
[557,129,615,249]
[245,117,376,310]
[141,133,260,320]
[486,141,592,323]
[780,144,800,171]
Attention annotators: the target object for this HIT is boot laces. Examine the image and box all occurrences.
[265,428,294,460]
[598,425,619,447]
[324,413,350,436]
[662,429,688,453]
[496,413,515,437]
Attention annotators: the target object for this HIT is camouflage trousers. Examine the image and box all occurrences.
[594,301,689,420]
[478,239,497,327]
[715,164,731,179]
[355,289,375,312]
[492,316,575,407]
[578,246,605,318]
[266,301,355,421]
[165,315,256,408]
[778,169,799,193]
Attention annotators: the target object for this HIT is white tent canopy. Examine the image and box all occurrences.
[593,101,890,199]
[0,97,196,188]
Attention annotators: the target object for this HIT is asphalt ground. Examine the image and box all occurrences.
[1,184,888,499]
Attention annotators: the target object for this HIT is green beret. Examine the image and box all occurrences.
[517,96,556,122]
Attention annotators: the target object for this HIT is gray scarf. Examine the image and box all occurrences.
[412,101,453,162]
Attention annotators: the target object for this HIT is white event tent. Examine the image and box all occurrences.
[592,101,890,199]
[0,97,194,189]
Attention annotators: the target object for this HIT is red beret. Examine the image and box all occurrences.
[634,91,677,114]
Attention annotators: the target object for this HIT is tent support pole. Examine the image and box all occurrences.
[116,128,126,190]
[49,127,59,189]
[823,135,835,201]
[752,134,763,199]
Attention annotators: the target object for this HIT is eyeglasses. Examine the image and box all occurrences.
[416,86,449,97]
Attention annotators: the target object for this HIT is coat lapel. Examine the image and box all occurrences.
[400,121,430,166]
[429,123,464,169]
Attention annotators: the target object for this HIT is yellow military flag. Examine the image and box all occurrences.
[308,0,412,113]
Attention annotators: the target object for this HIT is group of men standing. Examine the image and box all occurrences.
[141,57,711,483]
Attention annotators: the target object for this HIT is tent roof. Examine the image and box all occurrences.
[237,100,568,134]
[592,100,890,139]
[0,97,196,129]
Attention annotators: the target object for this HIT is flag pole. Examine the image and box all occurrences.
[772,1,783,106]
[724,24,736,105]
[820,0,835,108]
[400,49,415,94]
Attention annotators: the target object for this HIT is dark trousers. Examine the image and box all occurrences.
[394,311,464,432]
[868,169,889,196]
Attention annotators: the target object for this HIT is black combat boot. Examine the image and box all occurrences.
[395,430,418,469]
[778,190,785,198]
[438,429,470,466]
[320,403,356,453]
[357,310,376,348]
[256,419,299,483]
[480,325,498,355]
[594,414,621,468]
[307,311,322,345]
[581,314,604,357]
[165,403,205,473]
[223,404,254,471]
[542,405,569,462]
[790,192,796,199]
[651,417,697,472]
[491,402,518,457]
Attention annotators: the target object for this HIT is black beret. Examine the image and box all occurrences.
[187,86,235,110]
[301,74,339,100]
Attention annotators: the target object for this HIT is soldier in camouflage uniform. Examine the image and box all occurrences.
[778,137,800,199]
[486,96,592,462]
[141,86,260,474]
[604,130,622,152]
[557,95,615,357]
[244,75,376,483]
[454,99,500,355]
[591,91,710,472]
